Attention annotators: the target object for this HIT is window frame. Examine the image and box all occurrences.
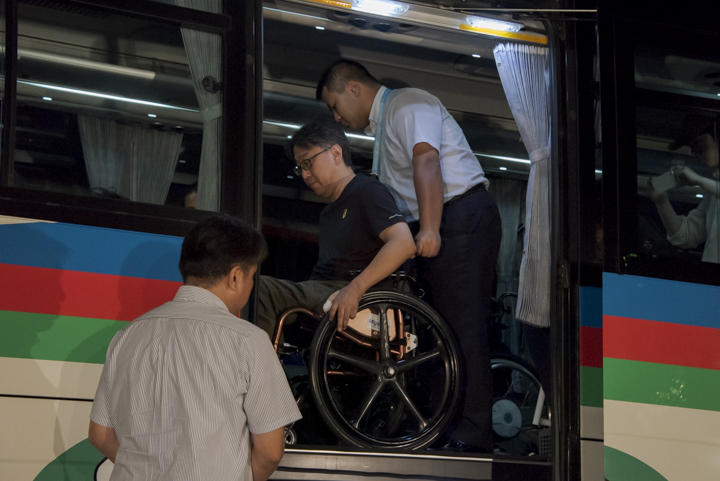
[600,15,720,287]
[0,0,260,237]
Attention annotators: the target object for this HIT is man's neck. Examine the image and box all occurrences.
[329,172,356,203]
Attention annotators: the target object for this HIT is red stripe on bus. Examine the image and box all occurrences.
[580,326,603,367]
[604,315,720,371]
[0,263,181,321]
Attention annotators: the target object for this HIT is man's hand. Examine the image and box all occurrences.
[415,227,441,257]
[328,284,364,331]
[673,165,702,187]
[646,177,668,204]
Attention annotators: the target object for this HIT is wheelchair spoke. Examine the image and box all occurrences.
[327,347,378,374]
[389,380,428,429]
[351,377,386,429]
[395,349,441,373]
[378,305,391,361]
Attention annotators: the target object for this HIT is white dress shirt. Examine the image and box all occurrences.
[366,86,488,222]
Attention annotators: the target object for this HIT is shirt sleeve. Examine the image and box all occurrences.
[668,198,709,249]
[243,330,302,434]
[389,90,443,160]
[360,177,407,237]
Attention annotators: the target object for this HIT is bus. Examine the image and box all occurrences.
[1,0,718,480]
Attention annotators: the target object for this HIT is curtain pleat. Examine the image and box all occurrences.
[493,43,551,327]
[176,0,222,211]
[79,115,182,204]
[131,128,184,204]
[78,116,132,198]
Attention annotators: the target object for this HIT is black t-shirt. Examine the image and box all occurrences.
[310,174,406,281]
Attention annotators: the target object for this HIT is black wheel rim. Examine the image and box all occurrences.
[490,357,551,454]
[311,292,460,449]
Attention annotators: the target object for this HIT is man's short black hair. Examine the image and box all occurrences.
[316,59,380,101]
[179,215,267,285]
[291,117,353,168]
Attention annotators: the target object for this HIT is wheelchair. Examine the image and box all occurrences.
[271,279,551,453]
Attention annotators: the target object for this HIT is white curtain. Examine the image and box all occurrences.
[176,0,223,211]
[131,128,184,204]
[79,115,183,204]
[78,116,131,197]
[493,43,552,327]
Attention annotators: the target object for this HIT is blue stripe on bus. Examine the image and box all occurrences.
[0,221,183,282]
[603,273,720,330]
[579,286,602,328]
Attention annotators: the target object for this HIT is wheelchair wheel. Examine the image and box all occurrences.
[308,290,460,450]
[491,354,551,455]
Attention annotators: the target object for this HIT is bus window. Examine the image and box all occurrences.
[634,42,720,265]
[638,108,719,263]
[9,2,221,211]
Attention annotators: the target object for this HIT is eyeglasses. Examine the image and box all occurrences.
[293,146,332,177]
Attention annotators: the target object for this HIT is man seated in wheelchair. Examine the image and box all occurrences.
[256,117,416,339]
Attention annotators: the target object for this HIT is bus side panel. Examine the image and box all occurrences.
[579,286,604,481]
[0,215,182,480]
[603,273,720,481]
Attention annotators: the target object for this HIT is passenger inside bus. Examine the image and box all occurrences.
[317,59,502,453]
[256,118,416,337]
[647,116,720,263]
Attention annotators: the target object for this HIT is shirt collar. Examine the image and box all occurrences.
[364,85,388,137]
[174,285,229,313]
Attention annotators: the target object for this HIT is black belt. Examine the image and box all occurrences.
[445,182,485,207]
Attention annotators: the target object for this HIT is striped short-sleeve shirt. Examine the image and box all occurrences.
[90,285,301,481]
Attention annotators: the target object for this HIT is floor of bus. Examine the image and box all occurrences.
[272,447,552,480]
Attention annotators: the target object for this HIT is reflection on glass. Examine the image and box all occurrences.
[12,3,221,210]
[639,110,719,263]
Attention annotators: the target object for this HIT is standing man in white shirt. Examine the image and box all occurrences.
[317,59,502,453]
[89,215,302,481]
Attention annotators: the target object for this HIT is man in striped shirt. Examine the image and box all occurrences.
[89,215,302,481]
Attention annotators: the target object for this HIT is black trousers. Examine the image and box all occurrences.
[410,186,502,449]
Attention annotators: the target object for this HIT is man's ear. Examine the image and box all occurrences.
[330,144,344,165]
[347,80,361,97]
[228,265,244,291]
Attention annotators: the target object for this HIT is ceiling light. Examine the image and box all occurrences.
[148,113,157,118]
[474,153,530,164]
[472,54,481,58]
[42,96,52,101]
[304,0,352,9]
[697,194,704,198]
[353,0,408,15]
[465,15,523,32]
[290,0,545,44]
[19,80,198,112]
[315,25,325,30]
[499,166,508,171]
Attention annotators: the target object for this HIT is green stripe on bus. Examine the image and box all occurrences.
[34,438,105,481]
[604,446,668,481]
[580,366,603,408]
[0,310,126,364]
[604,358,720,412]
